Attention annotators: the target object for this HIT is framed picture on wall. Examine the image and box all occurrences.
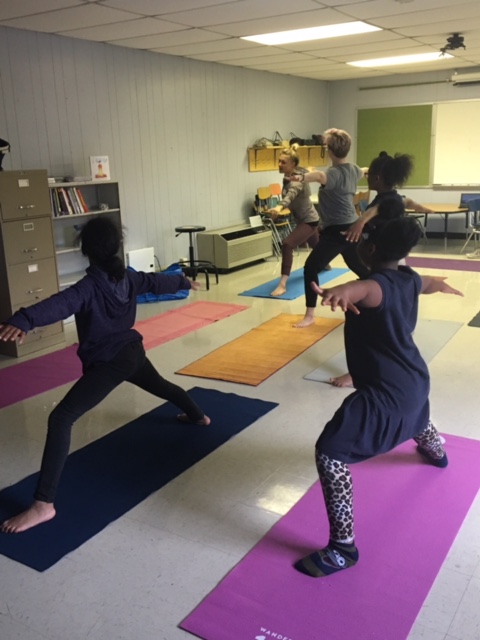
[90,156,110,181]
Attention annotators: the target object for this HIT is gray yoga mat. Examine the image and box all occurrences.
[304,318,463,383]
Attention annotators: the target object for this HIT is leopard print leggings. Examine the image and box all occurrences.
[316,420,445,543]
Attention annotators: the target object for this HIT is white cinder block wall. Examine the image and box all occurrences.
[0,26,329,267]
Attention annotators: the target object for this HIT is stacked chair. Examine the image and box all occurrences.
[254,184,293,259]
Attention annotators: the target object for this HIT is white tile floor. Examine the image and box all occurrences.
[1,240,479,640]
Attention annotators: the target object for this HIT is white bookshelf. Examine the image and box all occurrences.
[50,181,123,321]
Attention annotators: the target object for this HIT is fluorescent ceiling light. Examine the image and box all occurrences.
[348,52,453,67]
[241,22,381,46]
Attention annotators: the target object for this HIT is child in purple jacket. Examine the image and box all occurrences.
[0,217,209,533]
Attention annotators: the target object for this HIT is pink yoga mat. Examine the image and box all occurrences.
[0,302,248,409]
[136,302,248,351]
[181,434,480,640]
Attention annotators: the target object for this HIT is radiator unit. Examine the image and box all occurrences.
[196,224,272,270]
[126,247,155,272]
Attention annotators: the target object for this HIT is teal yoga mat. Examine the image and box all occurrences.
[239,267,349,300]
[0,388,278,571]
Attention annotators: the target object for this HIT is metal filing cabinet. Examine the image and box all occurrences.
[0,170,64,357]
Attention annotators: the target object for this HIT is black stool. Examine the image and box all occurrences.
[174,225,219,290]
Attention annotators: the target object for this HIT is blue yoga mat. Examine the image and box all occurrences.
[0,388,278,571]
[239,267,349,300]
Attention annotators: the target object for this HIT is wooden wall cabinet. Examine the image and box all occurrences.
[248,145,328,172]
[0,169,65,357]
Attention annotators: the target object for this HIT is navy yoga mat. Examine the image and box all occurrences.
[0,388,278,571]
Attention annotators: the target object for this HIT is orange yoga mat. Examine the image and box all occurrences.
[176,313,343,386]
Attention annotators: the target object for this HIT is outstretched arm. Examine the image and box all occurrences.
[403,197,433,214]
[0,324,27,344]
[311,279,382,314]
[421,276,463,296]
[343,205,379,242]
[286,170,327,185]
[267,181,302,217]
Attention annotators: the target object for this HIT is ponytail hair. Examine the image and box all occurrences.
[79,217,125,281]
[369,151,413,188]
[279,144,300,166]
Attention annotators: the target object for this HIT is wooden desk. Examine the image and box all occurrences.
[407,204,468,249]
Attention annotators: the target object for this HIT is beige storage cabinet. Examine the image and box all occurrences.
[0,170,64,357]
[196,224,272,270]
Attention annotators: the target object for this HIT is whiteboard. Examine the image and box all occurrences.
[433,101,480,185]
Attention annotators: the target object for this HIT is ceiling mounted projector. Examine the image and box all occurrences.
[440,33,465,56]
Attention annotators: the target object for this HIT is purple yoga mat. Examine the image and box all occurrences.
[0,345,81,410]
[407,256,480,272]
[181,434,480,640]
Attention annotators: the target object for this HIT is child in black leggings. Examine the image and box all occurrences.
[295,215,462,578]
[0,217,209,533]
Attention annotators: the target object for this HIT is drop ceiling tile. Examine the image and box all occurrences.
[162,0,320,28]
[59,17,185,41]
[332,45,438,63]
[0,0,82,20]
[110,28,227,48]
[279,30,404,53]
[198,8,357,37]
[152,38,256,56]
[415,29,480,46]
[247,59,338,72]
[394,18,478,38]
[188,46,302,62]
[101,0,240,16]
[373,3,480,29]
[219,52,314,66]
[0,4,136,31]
[334,0,472,20]
[305,38,424,58]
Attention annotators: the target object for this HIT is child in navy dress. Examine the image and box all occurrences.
[295,215,462,578]
[0,217,209,533]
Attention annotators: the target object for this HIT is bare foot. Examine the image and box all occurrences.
[270,285,287,297]
[294,316,314,328]
[177,413,211,426]
[1,500,56,533]
[329,373,353,388]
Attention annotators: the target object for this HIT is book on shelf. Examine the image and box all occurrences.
[90,155,110,181]
[75,188,89,212]
[51,186,90,216]
[59,188,74,215]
